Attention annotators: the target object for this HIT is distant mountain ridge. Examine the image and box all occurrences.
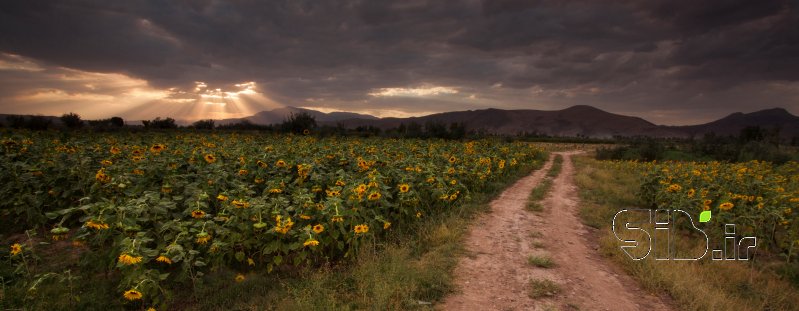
[195,105,799,139]
[2,105,797,140]
[217,106,377,125]
[267,105,796,139]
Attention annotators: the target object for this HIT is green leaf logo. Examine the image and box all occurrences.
[699,211,711,223]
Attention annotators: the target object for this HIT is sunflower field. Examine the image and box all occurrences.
[1,130,545,307]
[638,160,799,258]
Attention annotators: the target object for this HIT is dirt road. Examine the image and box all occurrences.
[440,152,673,311]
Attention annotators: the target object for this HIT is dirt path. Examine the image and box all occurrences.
[440,152,673,311]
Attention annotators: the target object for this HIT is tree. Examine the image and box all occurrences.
[60,112,83,129]
[143,117,178,129]
[280,112,317,134]
[26,116,52,130]
[7,115,26,129]
[192,119,215,130]
[110,117,124,127]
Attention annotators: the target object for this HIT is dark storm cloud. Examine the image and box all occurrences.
[0,0,798,124]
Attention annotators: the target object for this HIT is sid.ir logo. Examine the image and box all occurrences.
[612,209,757,261]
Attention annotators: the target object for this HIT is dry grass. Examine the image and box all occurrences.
[527,255,555,268]
[528,278,561,298]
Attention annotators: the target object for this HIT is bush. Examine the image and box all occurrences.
[60,113,83,129]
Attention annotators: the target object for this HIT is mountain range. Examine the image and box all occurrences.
[2,105,796,139]
[221,105,799,139]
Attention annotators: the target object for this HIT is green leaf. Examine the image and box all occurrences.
[273,255,283,265]
[235,251,245,262]
[699,211,711,223]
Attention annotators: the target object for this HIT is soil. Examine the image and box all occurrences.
[440,152,673,311]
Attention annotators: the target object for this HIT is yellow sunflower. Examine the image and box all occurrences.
[191,210,206,219]
[123,289,143,301]
[368,192,381,201]
[719,202,734,211]
[10,243,22,256]
[118,253,143,265]
[354,224,369,234]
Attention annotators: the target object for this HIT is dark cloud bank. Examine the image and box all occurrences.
[1,0,798,124]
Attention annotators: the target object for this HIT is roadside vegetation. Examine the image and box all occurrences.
[573,155,799,311]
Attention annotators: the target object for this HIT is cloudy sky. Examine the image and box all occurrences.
[1,0,798,125]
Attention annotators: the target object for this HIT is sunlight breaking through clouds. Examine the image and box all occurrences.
[0,53,282,122]
[369,86,459,97]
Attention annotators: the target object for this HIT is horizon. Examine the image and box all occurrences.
[1,1,799,125]
[2,104,795,128]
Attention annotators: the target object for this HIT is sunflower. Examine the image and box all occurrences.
[191,210,206,219]
[326,190,340,197]
[85,219,110,230]
[257,160,268,168]
[150,144,166,153]
[123,289,143,301]
[354,224,369,234]
[275,160,287,168]
[719,202,734,211]
[101,159,113,166]
[156,255,172,264]
[398,184,410,193]
[232,199,249,208]
[303,239,320,247]
[356,184,367,194]
[303,129,310,135]
[109,146,121,154]
[235,273,246,283]
[10,243,22,256]
[216,194,229,202]
[312,224,324,234]
[448,156,457,163]
[118,253,143,265]
[95,168,111,183]
[132,169,144,175]
[196,233,211,244]
[667,184,682,192]
[331,216,344,223]
[204,154,217,164]
[336,180,346,186]
[238,169,248,176]
[368,192,381,201]
[383,222,391,230]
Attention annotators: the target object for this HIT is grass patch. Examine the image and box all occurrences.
[525,154,564,213]
[546,154,564,178]
[527,255,555,268]
[526,201,544,212]
[572,155,799,311]
[528,278,561,298]
[528,179,553,202]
